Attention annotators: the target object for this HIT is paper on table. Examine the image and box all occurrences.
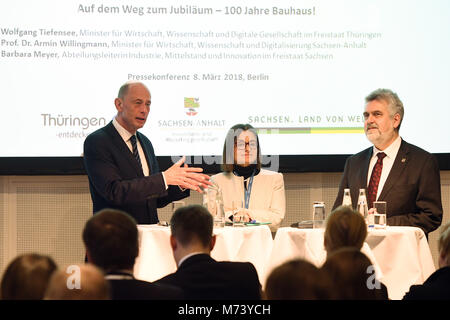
[245,222,271,226]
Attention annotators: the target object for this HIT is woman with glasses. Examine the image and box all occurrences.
[210,124,286,231]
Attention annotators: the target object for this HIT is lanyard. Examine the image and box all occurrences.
[244,173,255,209]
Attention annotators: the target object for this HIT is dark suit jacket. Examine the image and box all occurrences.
[154,254,262,300]
[333,139,442,235]
[402,266,450,300]
[83,121,189,224]
[106,272,184,300]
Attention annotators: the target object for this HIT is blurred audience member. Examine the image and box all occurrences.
[155,204,261,299]
[83,208,183,299]
[403,222,450,300]
[44,264,110,300]
[1,253,57,300]
[264,259,334,300]
[321,247,388,300]
[324,205,367,255]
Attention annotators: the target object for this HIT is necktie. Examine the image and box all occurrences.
[367,152,386,208]
[129,135,142,167]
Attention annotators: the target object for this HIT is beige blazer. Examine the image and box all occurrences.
[210,169,286,231]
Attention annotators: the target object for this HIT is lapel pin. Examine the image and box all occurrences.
[401,158,406,163]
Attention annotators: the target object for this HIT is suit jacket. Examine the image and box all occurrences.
[106,271,184,300]
[210,169,286,232]
[83,121,189,224]
[333,139,442,235]
[402,266,450,300]
[154,254,262,300]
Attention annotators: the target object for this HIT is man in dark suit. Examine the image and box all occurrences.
[403,222,450,300]
[154,204,262,300]
[333,89,442,235]
[82,208,184,300]
[83,81,210,224]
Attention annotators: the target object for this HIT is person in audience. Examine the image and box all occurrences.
[210,123,286,231]
[324,205,367,256]
[0,253,57,300]
[154,204,262,299]
[324,206,388,296]
[332,88,442,236]
[403,222,450,300]
[264,259,334,300]
[82,208,184,300]
[44,263,110,300]
[321,247,388,300]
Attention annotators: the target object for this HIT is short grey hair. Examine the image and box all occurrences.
[365,88,404,131]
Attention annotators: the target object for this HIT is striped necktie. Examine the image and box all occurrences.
[367,152,386,208]
[129,135,142,167]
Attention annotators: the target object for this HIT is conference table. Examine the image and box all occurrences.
[265,226,435,300]
[133,224,274,284]
[133,224,434,300]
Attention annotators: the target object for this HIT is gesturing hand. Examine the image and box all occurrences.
[163,156,211,193]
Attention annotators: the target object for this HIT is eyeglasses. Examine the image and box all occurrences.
[236,140,258,150]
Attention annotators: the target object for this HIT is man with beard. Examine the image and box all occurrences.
[332,89,442,236]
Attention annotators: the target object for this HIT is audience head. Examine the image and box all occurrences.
[82,208,139,272]
[222,123,261,171]
[264,259,334,300]
[44,264,110,300]
[1,253,57,300]
[321,247,386,300]
[324,206,367,255]
[169,205,216,265]
[438,222,450,268]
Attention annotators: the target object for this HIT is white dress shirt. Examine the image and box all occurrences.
[367,135,402,201]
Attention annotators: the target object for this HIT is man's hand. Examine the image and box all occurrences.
[163,156,211,193]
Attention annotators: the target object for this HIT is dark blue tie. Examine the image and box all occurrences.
[129,135,142,167]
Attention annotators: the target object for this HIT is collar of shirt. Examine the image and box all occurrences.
[112,117,134,143]
[104,269,134,280]
[371,135,402,161]
[177,252,205,268]
[367,135,402,199]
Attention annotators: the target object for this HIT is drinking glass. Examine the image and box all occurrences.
[312,201,326,229]
[373,201,387,229]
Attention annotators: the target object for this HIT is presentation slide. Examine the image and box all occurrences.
[1,0,449,157]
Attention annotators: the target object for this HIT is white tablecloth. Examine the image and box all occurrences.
[365,226,435,299]
[133,224,273,284]
[265,226,435,300]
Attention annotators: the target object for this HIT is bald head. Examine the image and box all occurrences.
[117,81,150,99]
[44,264,110,300]
[114,81,151,133]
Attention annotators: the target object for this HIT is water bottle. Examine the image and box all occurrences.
[356,188,368,220]
[202,184,225,228]
[342,188,352,207]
